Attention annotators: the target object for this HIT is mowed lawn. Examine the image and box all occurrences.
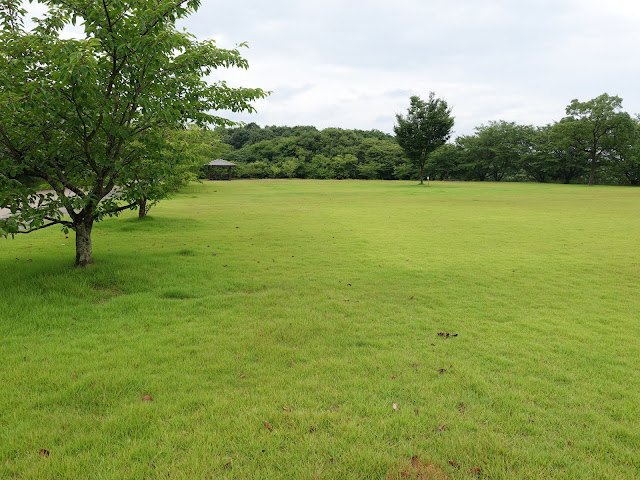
[1,180,639,479]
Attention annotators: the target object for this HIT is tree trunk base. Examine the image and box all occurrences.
[75,221,94,267]
[138,198,148,219]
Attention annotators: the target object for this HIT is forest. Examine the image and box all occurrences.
[213,94,640,185]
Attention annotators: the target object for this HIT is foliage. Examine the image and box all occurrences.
[425,94,639,186]
[212,93,640,187]
[134,126,228,217]
[613,116,640,185]
[0,0,266,265]
[217,125,407,180]
[561,93,634,185]
[394,93,455,184]
[518,125,563,183]
[455,122,531,182]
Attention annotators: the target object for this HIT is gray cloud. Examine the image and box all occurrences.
[29,0,640,137]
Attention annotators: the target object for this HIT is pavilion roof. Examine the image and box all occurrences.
[206,159,236,167]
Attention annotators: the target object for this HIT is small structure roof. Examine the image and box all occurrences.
[206,159,236,167]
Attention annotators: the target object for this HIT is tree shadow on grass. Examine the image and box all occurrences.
[110,215,202,233]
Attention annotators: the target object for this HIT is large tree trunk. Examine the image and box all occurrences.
[75,219,94,267]
[419,164,424,185]
[138,198,148,219]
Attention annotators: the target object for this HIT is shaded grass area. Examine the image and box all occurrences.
[1,180,639,479]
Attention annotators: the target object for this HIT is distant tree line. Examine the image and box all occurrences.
[212,93,639,185]
[431,94,639,185]
[213,124,409,180]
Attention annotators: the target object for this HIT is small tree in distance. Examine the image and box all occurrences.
[134,127,228,219]
[394,93,454,184]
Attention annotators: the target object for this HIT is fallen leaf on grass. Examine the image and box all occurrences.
[391,375,397,379]
[282,406,291,412]
[149,461,156,469]
[392,403,399,411]
[437,332,458,338]
[414,408,419,416]
[470,467,482,475]
[5,458,10,465]
[239,374,246,379]
[263,421,272,431]
[142,395,153,402]
[448,460,459,468]
[38,449,50,457]
[437,425,447,432]
[224,460,232,469]
[437,369,447,374]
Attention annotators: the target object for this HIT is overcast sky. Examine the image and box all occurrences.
[28,0,640,137]
[175,0,640,137]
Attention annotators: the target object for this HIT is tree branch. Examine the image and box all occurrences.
[9,218,72,234]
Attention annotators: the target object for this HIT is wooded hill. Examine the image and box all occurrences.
[216,94,640,185]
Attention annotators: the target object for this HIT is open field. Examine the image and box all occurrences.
[1,180,639,479]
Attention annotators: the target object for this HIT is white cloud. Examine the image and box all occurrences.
[24,0,640,136]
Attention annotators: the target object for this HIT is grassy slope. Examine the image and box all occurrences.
[1,180,639,479]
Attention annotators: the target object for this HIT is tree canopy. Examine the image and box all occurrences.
[0,0,267,266]
[562,94,634,185]
[394,93,454,184]
[214,125,407,180]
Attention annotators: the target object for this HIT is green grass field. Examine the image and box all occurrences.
[1,180,639,479]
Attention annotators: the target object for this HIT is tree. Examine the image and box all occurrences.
[426,144,462,181]
[355,138,405,180]
[563,94,634,185]
[547,120,590,184]
[455,135,490,181]
[135,126,228,218]
[612,116,640,185]
[458,121,531,182]
[0,0,267,266]
[519,125,561,183]
[394,93,454,184]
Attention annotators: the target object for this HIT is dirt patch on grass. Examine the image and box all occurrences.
[386,456,449,480]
